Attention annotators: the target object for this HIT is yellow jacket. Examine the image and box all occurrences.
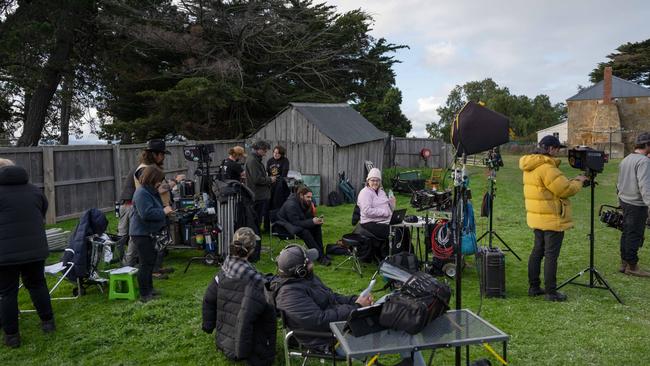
[519,154,583,231]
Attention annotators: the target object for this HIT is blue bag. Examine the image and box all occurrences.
[461,201,477,255]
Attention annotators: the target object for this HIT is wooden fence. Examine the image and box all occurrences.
[0,137,448,223]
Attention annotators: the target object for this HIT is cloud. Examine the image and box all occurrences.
[424,42,458,66]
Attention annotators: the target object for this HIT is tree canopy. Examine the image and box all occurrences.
[426,79,566,142]
[590,39,650,87]
[0,0,411,145]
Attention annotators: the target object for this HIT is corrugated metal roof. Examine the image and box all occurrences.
[567,76,650,101]
[289,103,388,147]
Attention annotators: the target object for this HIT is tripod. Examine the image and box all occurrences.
[556,172,623,304]
[476,170,522,261]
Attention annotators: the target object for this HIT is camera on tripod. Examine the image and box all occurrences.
[568,146,607,174]
[183,144,215,164]
[483,148,504,171]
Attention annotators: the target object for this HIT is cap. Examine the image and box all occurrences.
[144,139,171,154]
[539,135,566,149]
[232,227,261,251]
[635,132,650,145]
[277,245,319,277]
[366,168,382,181]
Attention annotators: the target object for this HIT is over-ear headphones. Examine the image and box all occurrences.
[283,244,309,278]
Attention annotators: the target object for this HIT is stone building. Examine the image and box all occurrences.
[566,67,650,157]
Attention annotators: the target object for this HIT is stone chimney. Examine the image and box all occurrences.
[603,66,612,104]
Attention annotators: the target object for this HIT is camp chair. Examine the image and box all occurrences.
[19,249,81,313]
[425,168,444,190]
[280,311,345,366]
[268,209,301,261]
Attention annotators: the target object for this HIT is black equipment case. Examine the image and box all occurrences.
[477,246,506,298]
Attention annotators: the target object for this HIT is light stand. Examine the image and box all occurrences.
[476,169,521,261]
[556,171,623,304]
[451,156,469,366]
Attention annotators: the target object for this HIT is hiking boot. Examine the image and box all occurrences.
[157,267,175,274]
[152,272,169,280]
[619,260,628,273]
[3,333,20,348]
[528,286,545,297]
[41,319,56,333]
[318,256,332,266]
[545,291,567,302]
[624,263,650,277]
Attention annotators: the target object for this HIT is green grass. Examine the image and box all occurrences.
[3,154,650,365]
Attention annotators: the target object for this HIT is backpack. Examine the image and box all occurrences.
[328,191,343,206]
[386,251,419,274]
[461,201,477,255]
[379,272,451,334]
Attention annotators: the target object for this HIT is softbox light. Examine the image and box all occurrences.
[451,101,510,157]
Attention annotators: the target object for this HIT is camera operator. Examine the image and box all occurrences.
[520,135,588,301]
[617,132,650,277]
[221,146,246,181]
[245,140,276,261]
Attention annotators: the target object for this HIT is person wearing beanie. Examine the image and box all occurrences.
[201,227,276,365]
[617,131,650,277]
[519,135,588,302]
[356,168,396,241]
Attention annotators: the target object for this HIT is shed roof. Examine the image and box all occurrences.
[289,103,388,147]
[567,76,650,101]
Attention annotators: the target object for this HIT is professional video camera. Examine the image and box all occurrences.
[599,205,624,231]
[484,148,504,171]
[410,189,452,211]
[568,146,607,174]
[183,144,214,164]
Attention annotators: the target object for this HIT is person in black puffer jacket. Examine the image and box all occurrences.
[202,227,276,366]
[0,159,54,349]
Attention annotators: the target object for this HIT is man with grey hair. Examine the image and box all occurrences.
[618,131,650,277]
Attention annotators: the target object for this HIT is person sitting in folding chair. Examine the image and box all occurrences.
[357,168,395,241]
[0,159,55,349]
[202,227,276,366]
[277,186,331,266]
[267,246,372,354]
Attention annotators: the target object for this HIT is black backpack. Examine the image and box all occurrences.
[328,191,343,206]
[379,272,451,334]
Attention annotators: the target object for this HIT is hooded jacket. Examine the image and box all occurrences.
[61,208,108,280]
[267,274,358,352]
[0,165,49,266]
[519,154,582,231]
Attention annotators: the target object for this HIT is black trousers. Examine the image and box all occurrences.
[250,200,269,262]
[360,222,390,240]
[528,229,564,291]
[131,236,156,297]
[296,226,325,259]
[0,261,53,335]
[619,200,648,266]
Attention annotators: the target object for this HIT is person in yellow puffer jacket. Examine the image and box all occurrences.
[520,135,588,302]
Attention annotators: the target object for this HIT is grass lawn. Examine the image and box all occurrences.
[2,154,649,365]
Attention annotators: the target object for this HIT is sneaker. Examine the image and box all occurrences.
[545,291,567,302]
[528,286,545,297]
[624,264,650,277]
[157,267,175,274]
[318,256,332,266]
[3,333,20,348]
[152,272,169,280]
[41,319,56,333]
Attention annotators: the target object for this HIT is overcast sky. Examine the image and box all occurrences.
[327,0,650,137]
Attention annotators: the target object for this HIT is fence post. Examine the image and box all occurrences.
[42,147,57,224]
[113,145,122,203]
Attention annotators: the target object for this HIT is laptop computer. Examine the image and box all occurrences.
[390,209,407,225]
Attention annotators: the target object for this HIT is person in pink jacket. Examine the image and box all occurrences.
[357,168,396,240]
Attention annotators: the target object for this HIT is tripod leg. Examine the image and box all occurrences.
[592,269,624,304]
[476,231,488,242]
[493,231,522,261]
[556,268,588,290]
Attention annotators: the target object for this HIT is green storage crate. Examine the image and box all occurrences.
[301,174,321,205]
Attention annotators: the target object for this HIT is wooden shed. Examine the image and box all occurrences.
[250,103,388,204]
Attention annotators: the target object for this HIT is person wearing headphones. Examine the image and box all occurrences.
[201,227,276,365]
[267,245,372,353]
